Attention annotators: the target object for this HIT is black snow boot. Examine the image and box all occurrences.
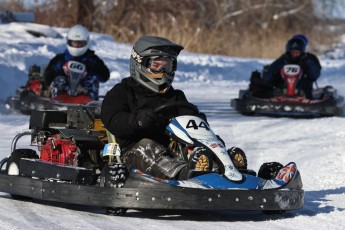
[227,147,247,170]
[177,147,213,180]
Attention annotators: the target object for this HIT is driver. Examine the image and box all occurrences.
[260,35,321,99]
[101,36,209,180]
[44,24,110,100]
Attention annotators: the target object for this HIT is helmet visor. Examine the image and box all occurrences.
[145,56,176,74]
[67,40,88,48]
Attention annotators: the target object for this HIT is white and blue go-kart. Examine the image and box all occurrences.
[102,102,304,215]
[0,102,303,216]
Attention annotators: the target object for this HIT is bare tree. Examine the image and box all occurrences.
[5,0,344,58]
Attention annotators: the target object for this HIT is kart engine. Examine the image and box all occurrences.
[40,134,79,166]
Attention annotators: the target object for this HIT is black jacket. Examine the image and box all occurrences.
[101,77,204,150]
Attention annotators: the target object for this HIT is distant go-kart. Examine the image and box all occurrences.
[6,61,99,115]
[0,102,303,215]
[231,64,344,117]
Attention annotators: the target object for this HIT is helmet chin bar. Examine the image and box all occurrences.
[147,72,164,79]
[135,70,173,94]
[138,67,174,93]
[67,45,88,57]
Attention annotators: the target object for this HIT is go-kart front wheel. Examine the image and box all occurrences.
[100,163,129,216]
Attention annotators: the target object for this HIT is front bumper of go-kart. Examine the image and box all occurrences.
[0,170,304,212]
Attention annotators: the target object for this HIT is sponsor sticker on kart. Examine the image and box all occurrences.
[103,143,121,157]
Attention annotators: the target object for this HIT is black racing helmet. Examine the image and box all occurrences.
[130,36,184,93]
[285,37,307,54]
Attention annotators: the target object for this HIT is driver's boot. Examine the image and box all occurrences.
[227,147,247,171]
[177,147,213,180]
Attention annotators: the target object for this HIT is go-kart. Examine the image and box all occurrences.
[0,102,304,215]
[231,64,343,117]
[6,61,97,115]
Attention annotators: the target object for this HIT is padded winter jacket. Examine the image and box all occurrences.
[262,52,321,98]
[101,77,205,150]
[264,53,321,84]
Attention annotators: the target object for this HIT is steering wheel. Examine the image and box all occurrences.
[153,101,200,120]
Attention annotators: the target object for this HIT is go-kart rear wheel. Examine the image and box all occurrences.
[6,149,39,175]
[258,162,283,180]
[6,149,39,200]
[100,162,129,215]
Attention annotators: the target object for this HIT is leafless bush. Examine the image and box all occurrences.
[4,0,344,58]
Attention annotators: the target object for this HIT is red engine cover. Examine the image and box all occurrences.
[40,135,78,165]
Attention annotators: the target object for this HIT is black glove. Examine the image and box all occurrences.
[85,61,96,72]
[298,54,308,67]
[298,55,310,78]
[135,109,158,129]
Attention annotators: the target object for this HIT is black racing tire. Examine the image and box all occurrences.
[100,163,129,216]
[0,157,8,172]
[258,162,283,180]
[6,149,39,175]
[6,149,39,200]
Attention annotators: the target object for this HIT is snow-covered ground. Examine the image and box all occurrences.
[0,22,345,230]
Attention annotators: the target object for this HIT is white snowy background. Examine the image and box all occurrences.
[0,22,345,230]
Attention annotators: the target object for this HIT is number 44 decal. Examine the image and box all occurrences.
[186,120,209,130]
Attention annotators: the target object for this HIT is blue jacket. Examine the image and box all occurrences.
[262,52,321,89]
[44,49,110,86]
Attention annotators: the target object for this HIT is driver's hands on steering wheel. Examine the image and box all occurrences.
[135,109,158,129]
